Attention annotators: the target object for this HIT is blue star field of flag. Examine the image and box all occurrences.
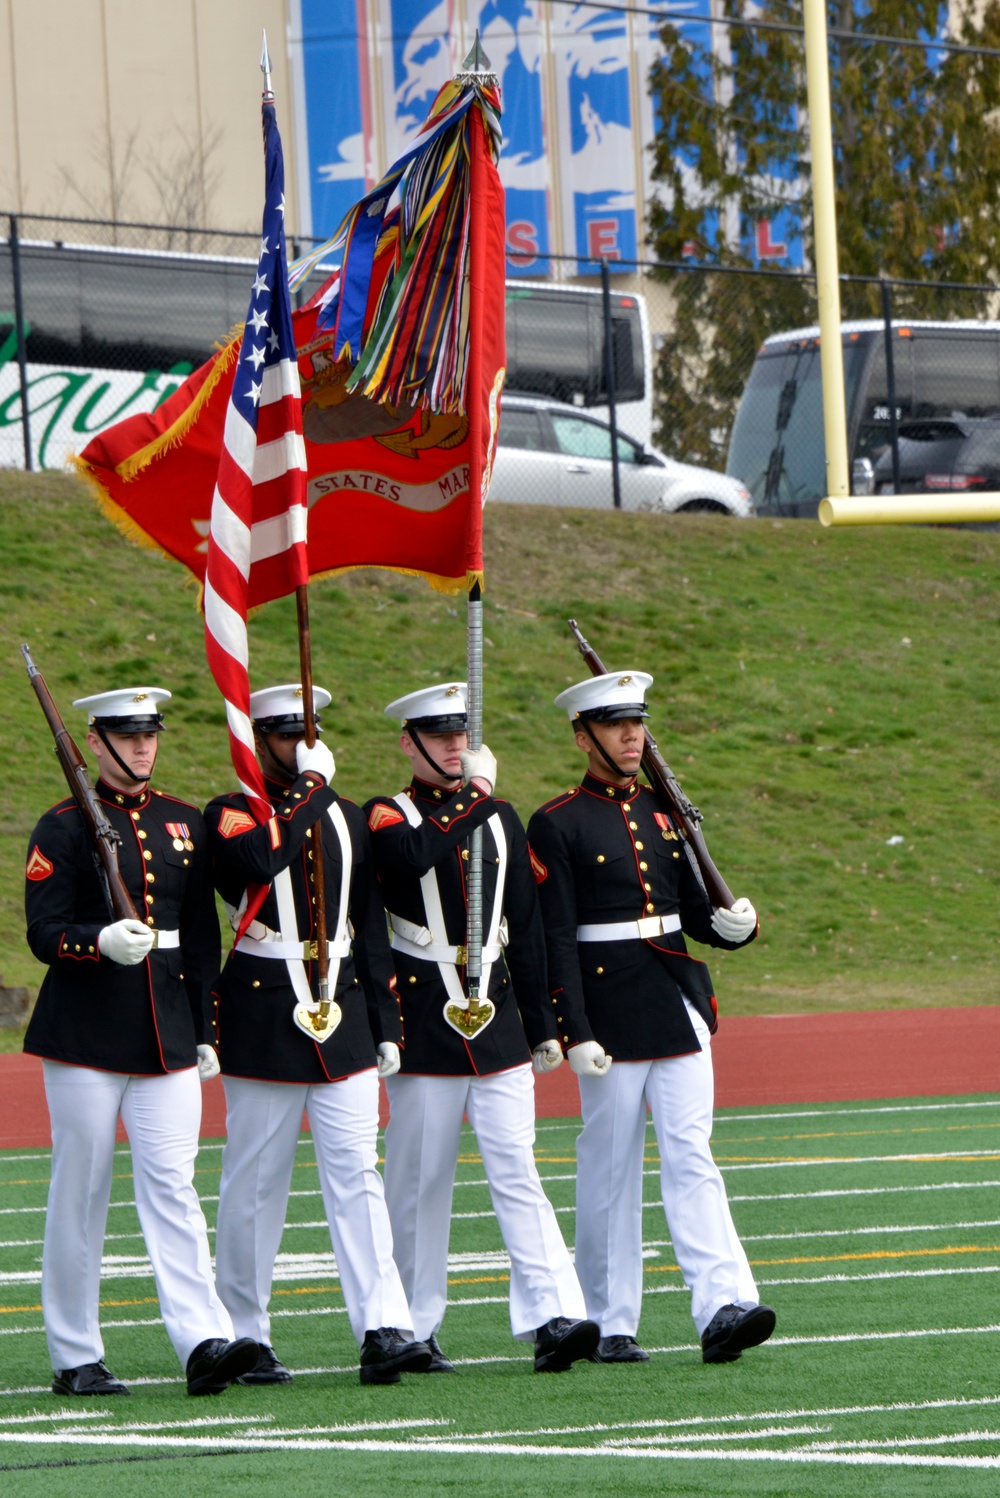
[231,102,297,419]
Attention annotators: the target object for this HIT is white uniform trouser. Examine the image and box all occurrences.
[575,1001,758,1338]
[41,1061,233,1372]
[215,1070,412,1347]
[384,1062,586,1342]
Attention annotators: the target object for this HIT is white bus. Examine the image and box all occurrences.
[0,236,653,468]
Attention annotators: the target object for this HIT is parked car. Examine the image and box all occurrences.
[870,416,1000,496]
[491,396,755,516]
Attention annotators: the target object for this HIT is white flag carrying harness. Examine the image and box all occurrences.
[228,801,354,1022]
[388,792,507,1037]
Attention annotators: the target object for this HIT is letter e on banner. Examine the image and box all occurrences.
[587,219,621,260]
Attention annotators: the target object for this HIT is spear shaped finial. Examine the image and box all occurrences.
[260,29,274,101]
[457,30,497,86]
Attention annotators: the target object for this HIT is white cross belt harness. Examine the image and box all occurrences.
[577,913,682,942]
[228,801,354,1014]
[388,792,508,1016]
[387,911,505,966]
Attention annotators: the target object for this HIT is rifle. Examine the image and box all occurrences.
[21,645,139,922]
[567,620,735,909]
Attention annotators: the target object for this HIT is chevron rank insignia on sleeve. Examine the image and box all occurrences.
[529,846,547,883]
[368,804,406,832]
[218,807,257,839]
[26,846,55,881]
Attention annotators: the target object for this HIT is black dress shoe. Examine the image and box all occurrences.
[590,1335,650,1364]
[186,1336,260,1395]
[236,1343,293,1385]
[533,1316,600,1373]
[701,1303,777,1364]
[412,1333,455,1373]
[52,1361,130,1396]
[359,1327,433,1385]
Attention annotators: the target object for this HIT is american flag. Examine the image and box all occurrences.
[203,100,308,825]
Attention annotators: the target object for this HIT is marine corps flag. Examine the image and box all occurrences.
[75,64,506,599]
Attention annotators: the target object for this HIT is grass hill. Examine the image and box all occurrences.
[2,469,998,1026]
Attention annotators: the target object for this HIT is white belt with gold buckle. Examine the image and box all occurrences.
[235,935,352,960]
[150,928,180,950]
[576,913,682,942]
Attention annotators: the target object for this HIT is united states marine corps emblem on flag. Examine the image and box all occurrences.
[26,846,54,881]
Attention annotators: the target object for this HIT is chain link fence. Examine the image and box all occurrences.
[4,211,1000,518]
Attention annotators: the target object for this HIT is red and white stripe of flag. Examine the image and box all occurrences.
[204,357,308,824]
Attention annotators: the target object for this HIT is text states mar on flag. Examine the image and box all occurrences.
[203,95,307,828]
[75,76,507,601]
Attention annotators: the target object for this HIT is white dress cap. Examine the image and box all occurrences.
[249,683,333,723]
[554,670,654,722]
[384,682,468,727]
[74,687,172,726]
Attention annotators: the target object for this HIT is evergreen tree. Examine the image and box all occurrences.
[648,0,1000,463]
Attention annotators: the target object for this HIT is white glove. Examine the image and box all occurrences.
[710,896,758,943]
[99,918,155,966]
[459,743,497,795]
[295,738,336,783]
[532,1039,563,1074]
[196,1044,220,1081]
[568,1040,612,1077]
[377,1042,401,1078]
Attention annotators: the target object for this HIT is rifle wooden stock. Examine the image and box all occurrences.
[21,645,139,922]
[566,620,735,909]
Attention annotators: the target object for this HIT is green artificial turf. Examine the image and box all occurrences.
[2,469,999,1015]
[3,1096,1000,1494]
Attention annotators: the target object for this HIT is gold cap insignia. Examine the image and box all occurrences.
[445,686,459,696]
[133,692,148,702]
[294,687,304,698]
[618,675,633,687]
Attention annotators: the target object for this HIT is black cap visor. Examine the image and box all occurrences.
[403,714,468,733]
[91,714,165,735]
[577,702,649,724]
[254,713,324,736]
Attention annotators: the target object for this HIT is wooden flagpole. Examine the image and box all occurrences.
[260,32,337,1043]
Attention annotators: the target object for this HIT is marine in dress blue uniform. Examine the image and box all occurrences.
[24,687,257,1397]
[204,684,430,1386]
[527,671,776,1364]
[363,682,598,1374]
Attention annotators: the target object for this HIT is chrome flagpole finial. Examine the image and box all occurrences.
[457,30,497,85]
[260,29,274,101]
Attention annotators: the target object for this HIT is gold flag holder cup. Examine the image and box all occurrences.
[293,998,342,1043]
[443,994,496,1039]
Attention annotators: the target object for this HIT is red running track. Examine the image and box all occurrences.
[2,1005,998,1150]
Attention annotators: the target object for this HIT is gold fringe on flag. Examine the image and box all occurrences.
[69,455,195,575]
[115,337,241,482]
[307,561,477,596]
